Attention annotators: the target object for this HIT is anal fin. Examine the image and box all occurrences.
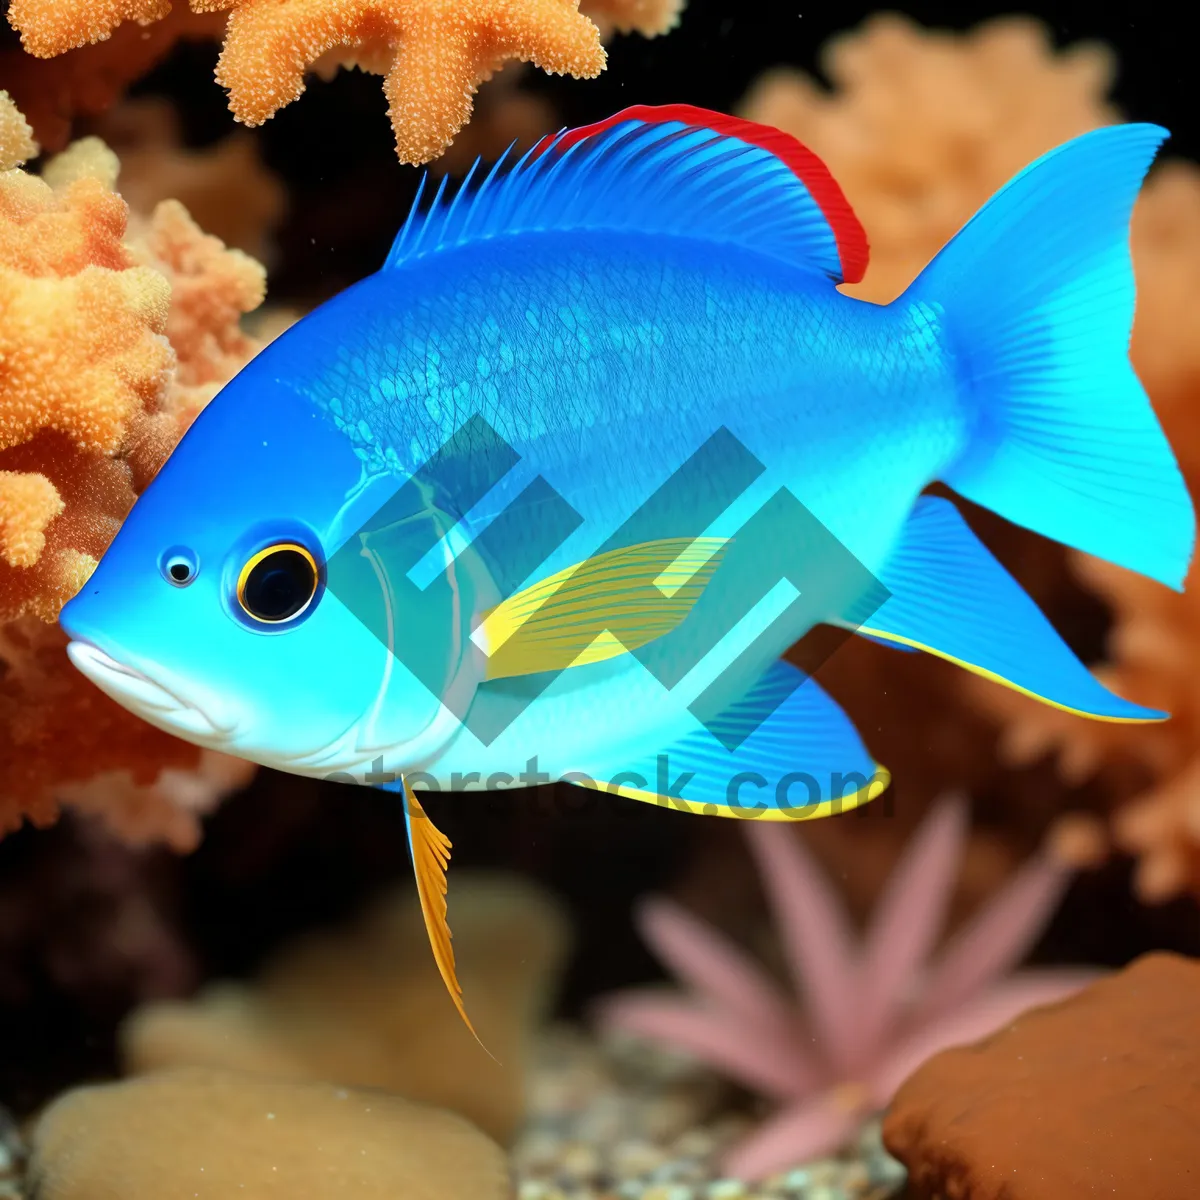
[854,496,1165,722]
[577,661,889,820]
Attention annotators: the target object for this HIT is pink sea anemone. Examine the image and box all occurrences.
[596,798,1094,1180]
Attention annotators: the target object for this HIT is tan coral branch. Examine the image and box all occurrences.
[204,0,606,164]
[5,0,614,165]
[0,90,39,169]
[581,0,682,39]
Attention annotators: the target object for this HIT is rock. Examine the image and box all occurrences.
[121,873,569,1145]
[883,952,1200,1200]
[27,1067,512,1199]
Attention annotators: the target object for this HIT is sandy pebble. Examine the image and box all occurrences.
[639,1186,696,1200]
[558,1141,604,1182]
[520,1184,570,1200]
[611,1139,668,1178]
[704,1182,748,1199]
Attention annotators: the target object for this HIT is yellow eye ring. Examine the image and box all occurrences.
[236,542,320,625]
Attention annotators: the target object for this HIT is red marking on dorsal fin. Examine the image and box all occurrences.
[550,104,869,285]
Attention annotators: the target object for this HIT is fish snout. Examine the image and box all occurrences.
[64,638,238,743]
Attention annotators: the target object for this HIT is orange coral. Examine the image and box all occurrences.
[0,89,39,168]
[57,749,259,851]
[6,0,612,166]
[7,0,171,58]
[742,16,1200,904]
[205,0,607,164]
[0,116,174,620]
[427,61,559,176]
[0,92,265,844]
[741,15,1117,305]
[97,99,287,261]
[0,6,227,152]
[0,617,205,835]
[581,0,682,39]
[0,470,63,569]
[425,2,681,173]
[130,198,268,424]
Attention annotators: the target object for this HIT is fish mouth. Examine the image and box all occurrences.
[66,641,235,741]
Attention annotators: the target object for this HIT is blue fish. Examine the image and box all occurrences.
[60,105,1194,1032]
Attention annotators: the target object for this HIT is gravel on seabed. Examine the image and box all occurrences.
[513,1027,907,1200]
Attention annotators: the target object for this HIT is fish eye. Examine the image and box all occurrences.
[160,547,199,587]
[236,543,320,625]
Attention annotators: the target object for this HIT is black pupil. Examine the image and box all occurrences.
[169,560,191,582]
[245,549,315,621]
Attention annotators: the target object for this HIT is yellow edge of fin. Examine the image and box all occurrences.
[855,625,1165,725]
[573,764,891,821]
[402,780,495,1058]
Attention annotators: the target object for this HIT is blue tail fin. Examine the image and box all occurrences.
[909,123,1194,590]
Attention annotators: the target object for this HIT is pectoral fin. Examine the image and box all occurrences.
[477,537,727,680]
[400,779,488,1050]
[577,661,889,819]
[854,496,1165,722]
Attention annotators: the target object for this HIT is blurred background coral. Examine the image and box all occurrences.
[1,2,1198,1197]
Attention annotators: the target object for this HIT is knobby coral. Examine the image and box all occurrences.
[598,799,1091,1180]
[121,874,571,1144]
[96,99,287,262]
[581,0,682,39]
[205,0,607,166]
[4,0,680,166]
[741,16,1200,904]
[741,15,1118,307]
[29,1068,514,1200]
[0,90,265,847]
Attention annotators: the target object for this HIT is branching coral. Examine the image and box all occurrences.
[0,92,38,168]
[741,15,1118,306]
[428,61,559,176]
[8,0,174,58]
[96,99,287,262]
[0,91,265,846]
[3,0,662,165]
[0,117,172,622]
[205,0,607,165]
[582,0,682,39]
[741,16,1200,904]
[0,6,227,152]
[598,800,1091,1180]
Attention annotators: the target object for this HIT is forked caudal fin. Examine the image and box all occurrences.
[909,123,1195,591]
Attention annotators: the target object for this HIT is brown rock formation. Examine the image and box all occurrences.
[883,952,1200,1200]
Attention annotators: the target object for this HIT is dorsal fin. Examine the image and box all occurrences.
[384,104,869,284]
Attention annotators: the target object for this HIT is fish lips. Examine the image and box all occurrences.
[66,640,237,742]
